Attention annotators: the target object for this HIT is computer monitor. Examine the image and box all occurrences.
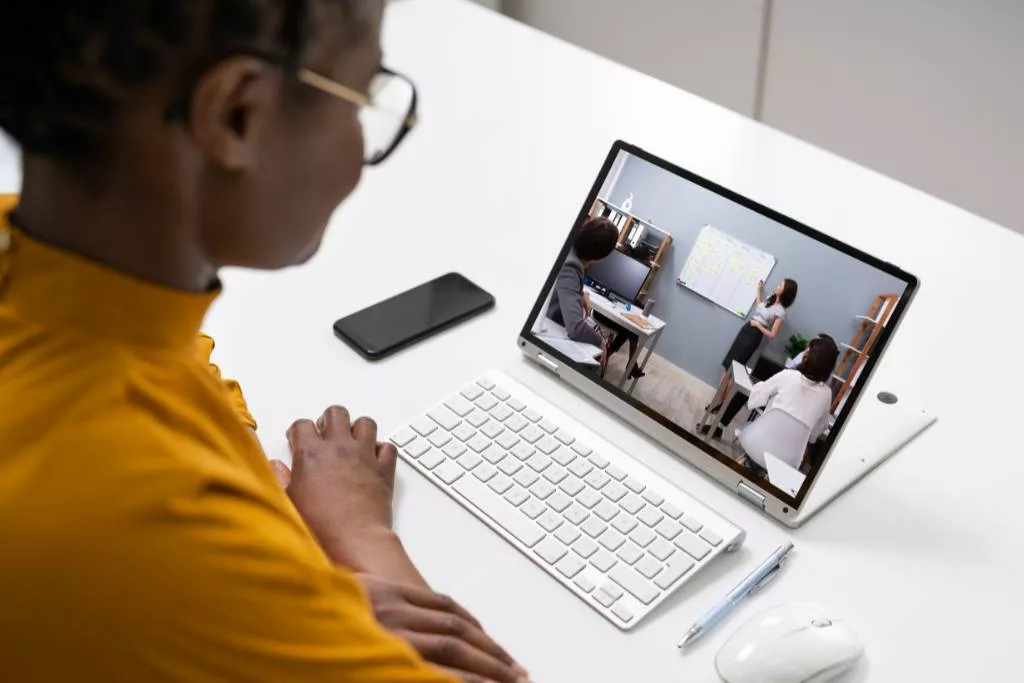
[586,249,651,304]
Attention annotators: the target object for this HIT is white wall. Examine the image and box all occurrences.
[503,0,1024,234]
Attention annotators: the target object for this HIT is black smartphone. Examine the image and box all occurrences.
[333,272,495,361]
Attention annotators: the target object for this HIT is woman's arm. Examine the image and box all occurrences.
[751,318,784,340]
[555,268,603,346]
[747,371,785,412]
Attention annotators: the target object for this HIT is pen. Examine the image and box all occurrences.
[677,542,794,648]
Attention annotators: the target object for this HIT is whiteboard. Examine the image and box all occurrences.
[676,225,776,318]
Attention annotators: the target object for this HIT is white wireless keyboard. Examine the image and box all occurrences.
[389,370,746,630]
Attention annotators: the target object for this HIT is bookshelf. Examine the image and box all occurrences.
[589,197,673,303]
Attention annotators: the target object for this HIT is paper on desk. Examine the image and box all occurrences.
[540,336,602,365]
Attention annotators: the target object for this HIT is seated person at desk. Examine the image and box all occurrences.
[548,216,618,353]
[0,3,527,682]
[736,337,840,475]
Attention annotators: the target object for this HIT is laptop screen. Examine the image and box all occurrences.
[523,142,917,507]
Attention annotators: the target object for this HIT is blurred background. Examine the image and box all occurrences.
[472,0,1023,235]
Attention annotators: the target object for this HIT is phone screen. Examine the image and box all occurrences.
[334,273,494,360]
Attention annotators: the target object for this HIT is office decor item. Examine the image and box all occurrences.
[643,298,656,318]
[676,225,776,318]
[785,333,809,359]
[831,293,900,413]
[589,197,673,303]
[621,192,634,213]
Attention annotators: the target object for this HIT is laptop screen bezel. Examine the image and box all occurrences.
[518,140,918,510]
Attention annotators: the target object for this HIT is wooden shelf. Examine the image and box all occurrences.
[841,343,865,355]
[856,314,880,325]
[832,373,848,384]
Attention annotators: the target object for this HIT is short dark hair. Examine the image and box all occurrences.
[798,336,839,384]
[766,278,799,308]
[574,217,619,262]
[0,0,376,162]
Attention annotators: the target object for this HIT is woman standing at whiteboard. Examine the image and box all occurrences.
[704,278,799,418]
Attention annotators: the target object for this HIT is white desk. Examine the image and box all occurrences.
[5,1,1023,680]
[698,361,754,435]
[585,287,667,394]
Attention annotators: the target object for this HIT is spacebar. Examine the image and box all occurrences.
[453,477,545,548]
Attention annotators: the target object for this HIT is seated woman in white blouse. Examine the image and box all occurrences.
[739,335,840,474]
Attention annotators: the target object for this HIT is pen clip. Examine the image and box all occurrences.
[749,563,783,595]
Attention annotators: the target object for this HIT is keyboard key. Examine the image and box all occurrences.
[599,582,624,600]
[661,502,683,520]
[538,511,563,533]
[466,434,491,454]
[480,421,504,439]
[554,429,575,446]
[443,439,467,458]
[507,398,527,412]
[466,410,490,428]
[428,407,461,431]
[594,500,620,523]
[594,589,617,608]
[523,408,543,423]
[616,542,644,566]
[428,431,452,449]
[642,490,664,506]
[605,465,627,482]
[611,516,638,535]
[567,459,593,478]
[584,471,610,490]
[491,386,511,401]
[496,431,520,450]
[534,537,567,565]
[610,565,660,604]
[521,425,545,444]
[589,452,610,468]
[577,488,603,509]
[481,444,507,465]
[490,404,514,422]
[554,524,581,545]
[473,464,497,482]
[559,477,585,497]
[539,419,559,434]
[649,538,676,562]
[419,450,445,470]
[536,436,560,455]
[411,417,437,437]
[563,504,590,526]
[390,428,417,448]
[638,506,664,527]
[612,605,634,623]
[497,458,522,476]
[504,487,530,507]
[700,529,723,547]
[434,461,464,485]
[590,550,617,573]
[488,475,513,495]
[598,530,626,552]
[622,476,646,494]
[675,533,711,561]
[513,469,539,488]
[635,556,663,581]
[581,517,608,539]
[551,447,576,467]
[520,498,546,520]
[654,555,695,590]
[452,476,544,547]
[543,466,568,485]
[511,443,535,461]
[571,443,593,457]
[546,491,573,513]
[529,480,556,500]
[461,384,485,401]
[526,454,551,473]
[681,515,704,533]
[475,394,499,411]
[476,378,496,391]
[573,574,596,594]
[404,439,431,459]
[620,495,645,515]
[656,519,683,541]
[602,482,628,502]
[452,424,477,442]
[555,555,586,579]
[505,414,529,433]
[630,526,657,548]
[444,395,476,417]
[573,537,599,559]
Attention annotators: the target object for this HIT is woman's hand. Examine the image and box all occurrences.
[359,575,530,683]
[583,292,592,318]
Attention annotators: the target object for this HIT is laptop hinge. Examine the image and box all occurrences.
[736,482,767,509]
[536,353,560,374]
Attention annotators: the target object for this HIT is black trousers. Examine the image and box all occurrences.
[594,312,638,354]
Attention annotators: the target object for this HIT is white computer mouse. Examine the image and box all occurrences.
[715,603,865,683]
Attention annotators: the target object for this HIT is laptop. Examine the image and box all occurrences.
[388,141,934,630]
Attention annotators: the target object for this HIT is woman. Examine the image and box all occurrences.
[0,3,527,682]
[738,336,840,475]
[703,278,798,434]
